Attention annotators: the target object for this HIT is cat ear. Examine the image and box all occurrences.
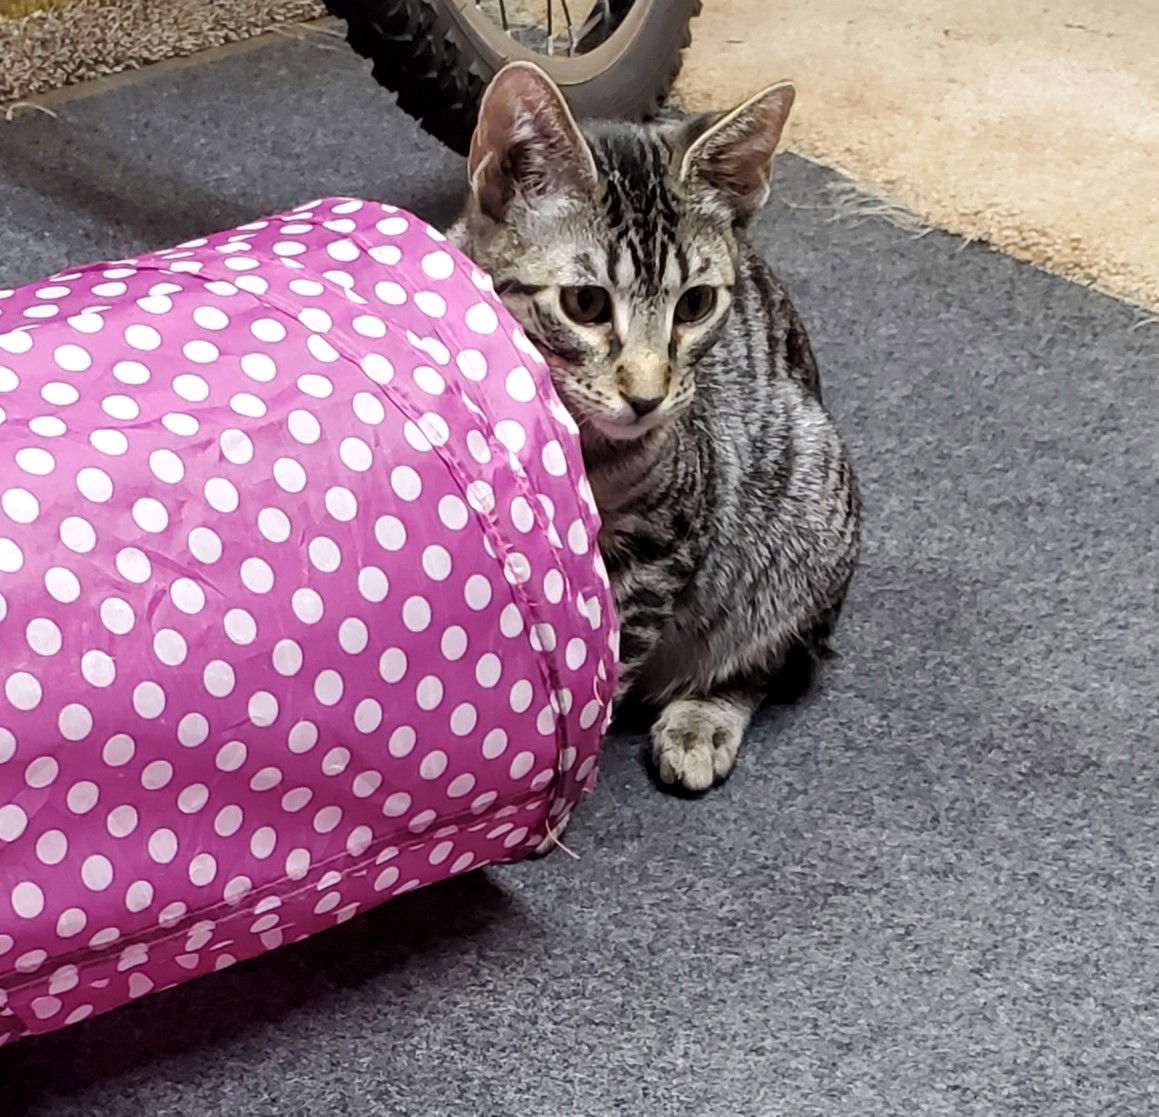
[681,82,795,220]
[467,61,598,221]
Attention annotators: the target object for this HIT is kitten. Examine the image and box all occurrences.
[449,63,861,792]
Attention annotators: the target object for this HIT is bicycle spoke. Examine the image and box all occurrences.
[559,0,577,55]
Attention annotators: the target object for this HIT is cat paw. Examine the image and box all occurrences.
[651,698,747,792]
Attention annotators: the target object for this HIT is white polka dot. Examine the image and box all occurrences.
[81,649,116,688]
[204,477,239,513]
[314,669,344,706]
[15,447,54,476]
[189,853,217,886]
[251,317,286,343]
[248,691,279,727]
[241,352,276,382]
[177,714,208,747]
[131,496,168,533]
[0,804,27,842]
[281,787,312,813]
[0,539,22,577]
[124,323,161,350]
[351,314,387,339]
[193,305,230,330]
[579,699,603,729]
[57,909,87,938]
[11,881,45,919]
[510,680,535,714]
[24,756,58,789]
[338,617,369,655]
[450,702,478,736]
[339,436,373,473]
[60,516,96,553]
[414,290,447,318]
[421,249,455,280]
[91,428,129,455]
[465,302,500,335]
[26,617,62,656]
[81,854,114,891]
[495,419,527,453]
[438,494,469,531]
[140,760,173,791]
[360,353,394,383]
[107,803,140,835]
[231,392,266,418]
[374,514,407,552]
[170,577,206,614]
[475,653,502,689]
[374,645,407,686]
[318,489,357,528]
[307,335,340,363]
[162,412,200,437]
[54,343,91,372]
[298,373,334,399]
[467,479,495,514]
[182,339,218,365]
[29,415,66,438]
[35,828,66,863]
[313,806,342,834]
[0,728,14,764]
[114,546,150,584]
[273,638,303,676]
[101,733,135,767]
[258,508,291,544]
[293,587,325,624]
[45,566,80,603]
[505,365,537,403]
[251,826,277,859]
[325,237,359,262]
[241,557,275,593]
[285,849,311,880]
[203,659,235,698]
[214,431,254,470]
[147,828,178,864]
[219,607,256,646]
[216,740,247,772]
[152,627,187,666]
[214,805,243,837]
[416,675,444,711]
[321,747,350,776]
[447,773,477,799]
[59,703,94,742]
[273,456,306,492]
[5,672,41,710]
[509,751,536,780]
[413,365,446,395]
[464,574,493,611]
[382,790,412,819]
[1,487,37,524]
[133,681,166,718]
[403,596,432,632]
[287,409,320,445]
[41,381,79,406]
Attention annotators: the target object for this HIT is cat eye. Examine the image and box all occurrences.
[560,285,612,326]
[674,285,717,326]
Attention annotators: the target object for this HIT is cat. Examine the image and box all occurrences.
[448,63,861,792]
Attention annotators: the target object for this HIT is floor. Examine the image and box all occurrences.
[678,0,1159,312]
[1,36,1157,1117]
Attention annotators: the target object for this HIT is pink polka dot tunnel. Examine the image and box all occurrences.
[0,198,618,1042]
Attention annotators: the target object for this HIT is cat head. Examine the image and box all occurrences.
[451,62,795,444]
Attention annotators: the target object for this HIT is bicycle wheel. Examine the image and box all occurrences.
[325,0,702,155]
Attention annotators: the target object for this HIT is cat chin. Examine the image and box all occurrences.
[584,413,664,444]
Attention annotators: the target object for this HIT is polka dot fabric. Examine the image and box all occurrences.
[0,198,616,1041]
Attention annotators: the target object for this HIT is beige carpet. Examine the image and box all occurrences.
[0,0,326,104]
[678,0,1159,312]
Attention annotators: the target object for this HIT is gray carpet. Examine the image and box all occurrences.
[2,35,1158,1117]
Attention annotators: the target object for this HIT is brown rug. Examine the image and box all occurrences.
[677,0,1159,312]
[0,0,326,104]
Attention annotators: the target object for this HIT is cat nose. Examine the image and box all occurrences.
[622,393,664,418]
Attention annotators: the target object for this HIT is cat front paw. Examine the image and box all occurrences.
[651,698,747,792]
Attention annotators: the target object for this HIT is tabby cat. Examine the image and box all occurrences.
[449,63,860,792]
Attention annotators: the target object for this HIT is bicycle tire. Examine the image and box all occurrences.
[325,0,702,156]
